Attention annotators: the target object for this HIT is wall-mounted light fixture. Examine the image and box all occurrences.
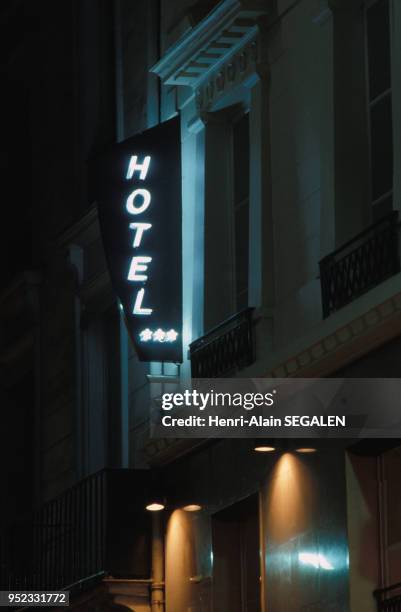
[145,470,166,511]
[253,439,276,453]
[146,501,165,512]
[182,504,202,512]
[252,440,319,454]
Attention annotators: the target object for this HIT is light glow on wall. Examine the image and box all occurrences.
[298,552,334,571]
[265,453,316,545]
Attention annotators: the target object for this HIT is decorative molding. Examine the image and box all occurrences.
[187,114,207,134]
[146,374,180,384]
[268,291,401,378]
[195,38,260,111]
[151,0,268,89]
[141,291,401,466]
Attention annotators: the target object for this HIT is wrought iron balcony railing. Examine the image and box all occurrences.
[319,211,400,318]
[189,308,254,378]
[374,582,401,611]
[0,469,151,592]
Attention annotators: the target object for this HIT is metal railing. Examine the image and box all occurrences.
[374,582,401,611]
[189,308,254,377]
[319,211,400,318]
[0,469,151,592]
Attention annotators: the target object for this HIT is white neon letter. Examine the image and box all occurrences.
[126,155,151,180]
[128,256,152,281]
[126,189,151,215]
[133,288,153,315]
[129,222,152,248]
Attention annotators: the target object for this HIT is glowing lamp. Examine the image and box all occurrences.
[253,439,276,453]
[146,502,165,512]
[182,504,202,512]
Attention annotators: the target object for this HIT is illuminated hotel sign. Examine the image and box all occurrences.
[96,117,182,362]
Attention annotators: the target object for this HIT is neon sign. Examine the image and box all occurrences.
[124,154,178,344]
[96,117,182,362]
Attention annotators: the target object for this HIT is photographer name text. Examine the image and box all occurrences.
[161,415,346,428]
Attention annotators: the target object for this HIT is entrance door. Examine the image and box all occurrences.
[212,493,261,612]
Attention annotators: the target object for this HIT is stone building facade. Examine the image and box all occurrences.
[1,1,401,611]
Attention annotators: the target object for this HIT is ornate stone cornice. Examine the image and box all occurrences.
[150,0,268,88]
[195,37,261,111]
[268,291,401,378]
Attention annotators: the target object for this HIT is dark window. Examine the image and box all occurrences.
[370,94,393,203]
[233,113,250,311]
[366,0,391,101]
[366,0,393,220]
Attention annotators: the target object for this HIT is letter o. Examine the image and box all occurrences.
[126,189,151,215]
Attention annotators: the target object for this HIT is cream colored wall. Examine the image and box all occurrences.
[381,446,401,585]
[346,454,379,612]
[163,443,350,612]
[165,509,212,612]
[261,450,349,611]
[268,0,325,349]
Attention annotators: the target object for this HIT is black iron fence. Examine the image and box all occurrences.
[0,469,151,592]
[319,211,400,318]
[374,582,401,611]
[189,308,254,377]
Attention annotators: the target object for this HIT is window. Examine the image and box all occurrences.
[233,113,250,311]
[204,104,251,330]
[365,0,393,221]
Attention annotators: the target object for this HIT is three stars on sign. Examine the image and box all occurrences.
[139,328,178,343]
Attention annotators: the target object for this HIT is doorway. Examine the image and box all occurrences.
[212,493,261,612]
